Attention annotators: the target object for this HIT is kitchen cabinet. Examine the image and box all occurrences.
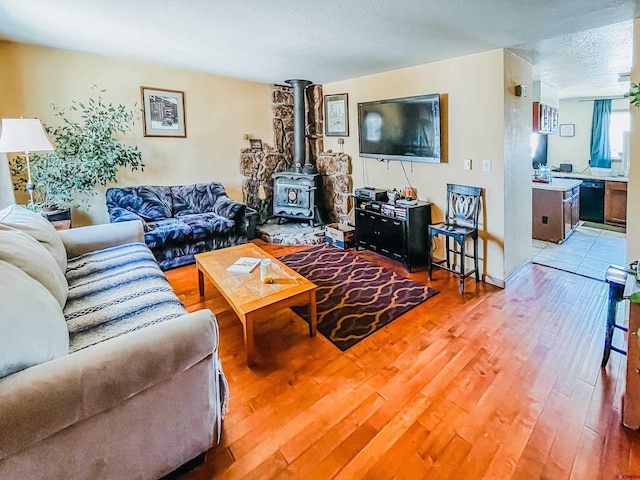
[532,179,581,244]
[605,180,627,227]
[533,102,559,135]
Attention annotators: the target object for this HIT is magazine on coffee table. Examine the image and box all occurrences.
[226,257,260,274]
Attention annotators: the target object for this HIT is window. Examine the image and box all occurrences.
[610,110,630,160]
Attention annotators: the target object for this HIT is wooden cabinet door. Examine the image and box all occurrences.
[604,181,627,227]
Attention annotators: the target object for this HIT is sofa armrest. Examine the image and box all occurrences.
[58,220,145,258]
[213,196,246,221]
[213,196,247,238]
[109,207,148,226]
[0,309,219,461]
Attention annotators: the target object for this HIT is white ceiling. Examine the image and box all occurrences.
[0,0,638,99]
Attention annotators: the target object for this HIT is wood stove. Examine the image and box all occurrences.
[271,79,324,226]
[272,170,322,226]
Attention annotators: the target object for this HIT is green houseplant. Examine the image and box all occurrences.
[624,82,640,109]
[11,86,144,211]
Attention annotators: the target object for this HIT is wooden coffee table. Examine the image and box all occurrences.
[195,243,317,366]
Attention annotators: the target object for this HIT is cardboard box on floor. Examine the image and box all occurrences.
[325,223,355,249]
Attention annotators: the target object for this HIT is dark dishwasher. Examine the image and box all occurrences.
[579,179,605,223]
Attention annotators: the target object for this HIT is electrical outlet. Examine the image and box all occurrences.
[463,159,472,170]
[482,159,491,172]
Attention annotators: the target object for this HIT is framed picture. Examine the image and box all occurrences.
[559,123,575,137]
[141,86,186,137]
[324,93,349,136]
[250,138,263,149]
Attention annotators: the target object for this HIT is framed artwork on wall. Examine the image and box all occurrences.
[250,139,263,149]
[324,93,349,137]
[559,124,575,137]
[141,86,186,137]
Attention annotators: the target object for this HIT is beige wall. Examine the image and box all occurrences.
[628,18,640,262]
[323,49,524,285]
[0,41,273,225]
[503,50,534,279]
[548,97,628,174]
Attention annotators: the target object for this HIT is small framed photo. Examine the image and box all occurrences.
[559,123,575,137]
[324,93,349,137]
[250,138,263,149]
[141,86,186,137]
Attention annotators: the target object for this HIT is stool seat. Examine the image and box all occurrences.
[602,265,628,368]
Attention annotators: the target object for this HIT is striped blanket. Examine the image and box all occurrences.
[64,242,187,353]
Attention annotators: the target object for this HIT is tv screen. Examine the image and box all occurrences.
[358,93,441,163]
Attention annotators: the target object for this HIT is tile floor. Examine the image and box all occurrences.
[532,223,627,281]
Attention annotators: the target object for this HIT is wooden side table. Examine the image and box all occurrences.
[41,208,71,230]
[51,219,71,230]
[624,274,640,429]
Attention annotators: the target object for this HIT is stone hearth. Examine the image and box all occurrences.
[257,219,326,246]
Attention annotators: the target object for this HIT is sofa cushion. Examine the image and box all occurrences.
[64,242,187,352]
[0,205,67,273]
[176,213,235,236]
[0,260,69,378]
[0,226,68,308]
[106,186,173,221]
[171,183,227,215]
[144,218,194,248]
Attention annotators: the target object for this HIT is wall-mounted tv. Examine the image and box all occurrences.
[358,93,441,163]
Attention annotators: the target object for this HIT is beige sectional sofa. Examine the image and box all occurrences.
[0,205,227,480]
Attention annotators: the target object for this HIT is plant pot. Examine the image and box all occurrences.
[41,207,71,224]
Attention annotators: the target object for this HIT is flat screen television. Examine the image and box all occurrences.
[358,93,441,163]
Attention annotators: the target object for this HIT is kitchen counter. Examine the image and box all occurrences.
[532,179,581,243]
[553,172,628,183]
[532,178,582,191]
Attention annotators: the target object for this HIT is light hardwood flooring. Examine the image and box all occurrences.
[165,240,640,479]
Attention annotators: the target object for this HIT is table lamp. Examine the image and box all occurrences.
[0,118,54,205]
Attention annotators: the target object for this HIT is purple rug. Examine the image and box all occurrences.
[279,244,438,351]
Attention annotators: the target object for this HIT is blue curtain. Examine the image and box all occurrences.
[590,99,611,168]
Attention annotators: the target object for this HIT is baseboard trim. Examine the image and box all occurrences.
[483,274,505,289]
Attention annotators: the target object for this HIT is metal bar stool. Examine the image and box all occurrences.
[602,265,628,368]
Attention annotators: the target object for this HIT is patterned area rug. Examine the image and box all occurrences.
[279,244,438,351]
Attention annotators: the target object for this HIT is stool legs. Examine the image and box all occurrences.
[429,231,480,296]
[459,239,466,295]
[473,236,480,282]
[602,282,626,368]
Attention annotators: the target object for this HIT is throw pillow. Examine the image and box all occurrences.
[0,205,67,273]
[0,260,69,379]
[0,226,68,308]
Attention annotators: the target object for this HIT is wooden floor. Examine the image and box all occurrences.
[166,240,640,480]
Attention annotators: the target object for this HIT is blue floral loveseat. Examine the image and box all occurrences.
[106,182,247,270]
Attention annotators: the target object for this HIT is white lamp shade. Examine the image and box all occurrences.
[0,118,54,153]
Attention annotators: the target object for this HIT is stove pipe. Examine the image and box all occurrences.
[285,79,312,173]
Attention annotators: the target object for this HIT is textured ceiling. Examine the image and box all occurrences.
[0,0,637,98]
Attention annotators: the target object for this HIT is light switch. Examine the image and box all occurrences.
[464,159,472,170]
[482,159,491,172]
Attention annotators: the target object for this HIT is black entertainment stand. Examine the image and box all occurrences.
[354,198,431,271]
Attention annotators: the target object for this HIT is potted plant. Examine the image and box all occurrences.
[10,86,144,214]
[624,82,640,109]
